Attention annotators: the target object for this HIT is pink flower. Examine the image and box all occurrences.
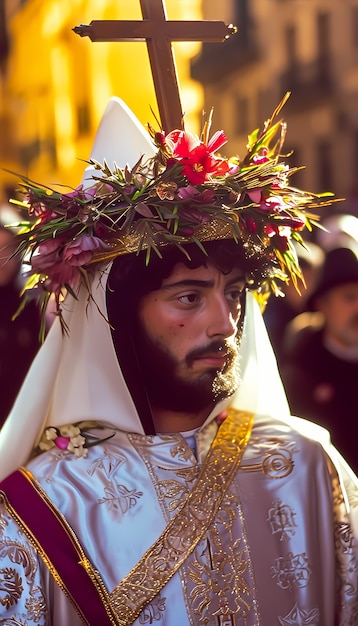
[247,188,262,204]
[54,436,71,450]
[253,148,269,164]
[94,222,110,238]
[43,263,80,294]
[31,238,64,272]
[62,184,97,204]
[177,206,212,227]
[254,195,289,215]
[264,196,287,212]
[177,185,215,205]
[63,235,109,267]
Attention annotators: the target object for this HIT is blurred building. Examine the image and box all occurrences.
[192,0,358,213]
[2,0,358,215]
[0,0,204,204]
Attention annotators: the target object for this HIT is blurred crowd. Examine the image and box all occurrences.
[0,207,42,428]
[264,210,358,473]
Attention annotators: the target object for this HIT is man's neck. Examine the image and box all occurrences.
[152,406,212,433]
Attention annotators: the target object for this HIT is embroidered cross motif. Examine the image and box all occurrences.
[271,552,311,591]
[267,498,297,541]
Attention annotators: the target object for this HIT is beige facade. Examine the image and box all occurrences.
[192,0,358,214]
[2,0,358,214]
[0,0,203,205]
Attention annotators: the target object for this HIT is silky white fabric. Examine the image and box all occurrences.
[81,97,156,188]
[1,413,358,624]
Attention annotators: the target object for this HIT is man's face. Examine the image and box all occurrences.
[134,261,246,413]
[318,282,358,347]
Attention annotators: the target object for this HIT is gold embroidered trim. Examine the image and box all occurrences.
[109,408,254,626]
[0,468,118,626]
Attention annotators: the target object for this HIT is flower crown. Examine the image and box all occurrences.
[9,93,335,336]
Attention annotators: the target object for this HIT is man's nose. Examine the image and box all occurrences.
[206,295,238,339]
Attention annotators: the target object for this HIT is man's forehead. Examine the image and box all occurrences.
[161,260,245,285]
[330,282,358,296]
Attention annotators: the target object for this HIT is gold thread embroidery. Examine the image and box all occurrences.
[0,469,118,626]
[0,566,23,609]
[109,408,254,626]
[185,492,252,621]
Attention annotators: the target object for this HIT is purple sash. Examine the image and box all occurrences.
[0,468,117,625]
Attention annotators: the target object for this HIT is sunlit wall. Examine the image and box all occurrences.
[0,0,204,202]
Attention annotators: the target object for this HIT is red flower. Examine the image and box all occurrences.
[166,129,230,185]
[244,216,258,233]
[26,195,57,224]
[272,233,290,252]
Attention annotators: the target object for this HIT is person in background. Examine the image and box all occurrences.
[280,246,358,473]
[0,222,41,427]
[0,98,357,625]
[316,212,358,256]
[263,240,324,364]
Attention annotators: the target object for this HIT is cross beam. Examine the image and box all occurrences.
[73,0,236,131]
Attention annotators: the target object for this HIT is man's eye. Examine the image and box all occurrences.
[227,287,245,302]
[178,293,198,305]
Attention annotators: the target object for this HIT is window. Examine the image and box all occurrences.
[235,96,249,135]
[287,146,304,188]
[317,12,331,61]
[316,139,333,190]
[285,25,297,68]
[352,5,358,48]
[77,103,90,136]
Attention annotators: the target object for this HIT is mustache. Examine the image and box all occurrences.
[186,339,238,365]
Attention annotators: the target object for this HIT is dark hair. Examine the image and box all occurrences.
[107,239,272,316]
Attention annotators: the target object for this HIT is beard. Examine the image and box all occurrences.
[131,319,242,414]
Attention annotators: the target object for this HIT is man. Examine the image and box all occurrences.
[280,246,358,473]
[0,97,357,625]
[263,239,324,363]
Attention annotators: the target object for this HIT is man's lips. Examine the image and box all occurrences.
[193,352,228,367]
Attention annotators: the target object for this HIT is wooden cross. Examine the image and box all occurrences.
[73,0,236,131]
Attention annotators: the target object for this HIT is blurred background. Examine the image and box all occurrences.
[1,0,358,215]
[0,0,204,207]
